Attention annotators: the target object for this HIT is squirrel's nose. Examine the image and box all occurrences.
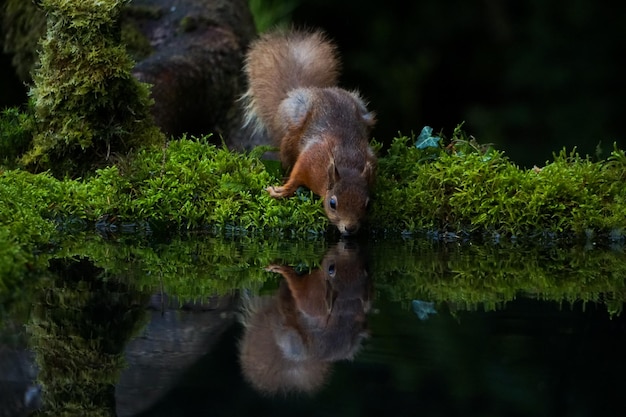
[341,223,359,236]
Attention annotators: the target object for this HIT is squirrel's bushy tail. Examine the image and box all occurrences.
[242,29,340,138]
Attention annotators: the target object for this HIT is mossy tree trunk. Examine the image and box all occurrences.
[24,0,163,177]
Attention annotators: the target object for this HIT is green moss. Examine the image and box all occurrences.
[371,127,626,239]
[23,0,163,176]
[81,137,328,234]
[0,169,62,245]
[2,130,626,251]
[0,168,63,291]
[0,107,33,168]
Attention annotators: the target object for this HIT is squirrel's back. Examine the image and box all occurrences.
[242,30,340,138]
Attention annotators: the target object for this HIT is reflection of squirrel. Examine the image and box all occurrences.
[242,29,377,235]
[239,241,371,395]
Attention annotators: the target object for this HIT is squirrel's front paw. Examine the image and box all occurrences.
[266,185,286,198]
[264,264,286,273]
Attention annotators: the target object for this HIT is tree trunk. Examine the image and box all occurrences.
[128,0,258,149]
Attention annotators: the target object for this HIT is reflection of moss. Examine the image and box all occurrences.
[23,0,163,176]
[5,229,625,324]
[371,239,626,314]
[27,258,148,416]
[2,225,327,318]
[50,231,327,300]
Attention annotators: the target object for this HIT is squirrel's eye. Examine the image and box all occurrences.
[329,196,337,210]
[328,263,336,277]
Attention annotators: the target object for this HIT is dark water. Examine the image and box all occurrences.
[1,234,625,417]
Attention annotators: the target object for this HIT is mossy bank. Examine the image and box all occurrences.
[2,127,626,245]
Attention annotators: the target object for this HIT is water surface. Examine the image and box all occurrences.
[1,234,624,416]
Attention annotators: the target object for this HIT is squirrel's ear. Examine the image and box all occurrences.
[327,157,340,189]
[350,91,376,128]
[279,89,313,129]
[361,110,376,128]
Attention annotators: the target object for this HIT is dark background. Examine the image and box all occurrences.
[2,0,625,167]
[288,0,626,167]
[0,51,27,112]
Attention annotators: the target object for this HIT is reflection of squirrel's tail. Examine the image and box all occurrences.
[241,30,340,139]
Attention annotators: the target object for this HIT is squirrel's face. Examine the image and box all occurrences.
[324,157,375,236]
[324,180,370,236]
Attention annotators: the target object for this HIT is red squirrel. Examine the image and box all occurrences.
[242,29,377,235]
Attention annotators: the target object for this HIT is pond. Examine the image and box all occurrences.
[1,232,625,417]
